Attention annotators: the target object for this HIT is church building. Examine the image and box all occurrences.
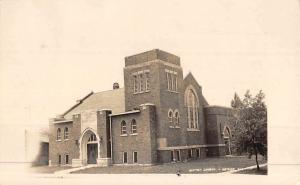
[49,49,234,167]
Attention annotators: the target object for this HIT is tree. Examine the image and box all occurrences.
[231,90,267,170]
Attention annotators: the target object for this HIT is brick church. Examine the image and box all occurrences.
[49,49,235,167]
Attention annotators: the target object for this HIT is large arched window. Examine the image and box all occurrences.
[131,119,137,134]
[64,127,69,140]
[121,121,127,135]
[185,87,199,129]
[57,128,61,141]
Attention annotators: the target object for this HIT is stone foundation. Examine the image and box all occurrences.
[72,159,83,167]
[97,158,112,166]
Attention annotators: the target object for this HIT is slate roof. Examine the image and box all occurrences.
[63,88,125,119]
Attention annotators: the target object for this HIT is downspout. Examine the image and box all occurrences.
[109,115,113,164]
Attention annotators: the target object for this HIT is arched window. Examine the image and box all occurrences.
[121,121,127,135]
[88,133,97,142]
[131,119,137,134]
[174,110,180,126]
[57,128,61,141]
[223,126,232,155]
[223,127,231,138]
[64,127,69,140]
[168,109,173,124]
[185,87,199,129]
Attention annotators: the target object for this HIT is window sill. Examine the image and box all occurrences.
[64,139,69,141]
[169,126,180,129]
[130,133,138,136]
[120,134,128,137]
[133,90,150,95]
[167,90,179,93]
[56,140,62,142]
[187,128,200,132]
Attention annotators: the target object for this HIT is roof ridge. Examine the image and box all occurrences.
[93,87,124,95]
[61,91,94,116]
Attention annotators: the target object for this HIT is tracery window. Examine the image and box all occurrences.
[168,109,173,124]
[88,133,97,142]
[186,88,199,129]
[174,110,180,126]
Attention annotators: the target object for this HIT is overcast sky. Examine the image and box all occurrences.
[1,0,300,127]
[1,0,300,162]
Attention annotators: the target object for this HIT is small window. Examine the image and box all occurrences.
[171,151,175,162]
[139,73,144,92]
[64,127,69,140]
[123,152,128,163]
[133,151,138,163]
[166,70,178,92]
[174,110,179,126]
[133,75,138,93]
[58,154,61,165]
[188,149,193,158]
[145,71,150,91]
[168,109,173,124]
[176,150,181,161]
[174,76,178,91]
[166,72,169,90]
[196,148,200,158]
[131,119,137,134]
[65,154,69,164]
[171,73,174,90]
[57,128,61,141]
[121,121,127,135]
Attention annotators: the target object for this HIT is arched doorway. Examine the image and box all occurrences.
[223,126,232,155]
[79,128,100,165]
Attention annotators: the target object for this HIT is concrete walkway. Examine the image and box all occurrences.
[222,163,267,174]
[54,164,97,174]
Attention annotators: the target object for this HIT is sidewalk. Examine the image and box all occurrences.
[54,164,97,174]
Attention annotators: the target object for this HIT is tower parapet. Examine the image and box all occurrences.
[125,49,180,67]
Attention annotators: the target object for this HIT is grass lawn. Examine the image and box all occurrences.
[72,155,266,174]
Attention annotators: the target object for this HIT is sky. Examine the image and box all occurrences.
[0,0,300,162]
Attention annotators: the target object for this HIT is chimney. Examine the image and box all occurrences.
[113,82,119,89]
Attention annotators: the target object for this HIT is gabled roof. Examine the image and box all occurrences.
[184,72,209,106]
[184,72,202,88]
[63,88,125,119]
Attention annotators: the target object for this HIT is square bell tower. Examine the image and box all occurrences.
[123,49,186,146]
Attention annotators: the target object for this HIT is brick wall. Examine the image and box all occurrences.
[204,106,235,156]
[48,116,80,166]
[111,104,156,165]
[97,110,112,158]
